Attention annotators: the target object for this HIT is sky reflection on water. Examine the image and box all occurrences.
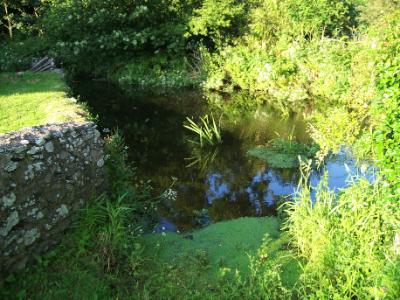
[205,151,374,211]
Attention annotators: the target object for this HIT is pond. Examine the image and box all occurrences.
[71,80,374,232]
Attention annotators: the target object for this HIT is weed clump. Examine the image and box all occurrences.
[285,172,400,298]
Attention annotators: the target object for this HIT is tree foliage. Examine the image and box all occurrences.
[40,0,196,74]
[0,0,44,38]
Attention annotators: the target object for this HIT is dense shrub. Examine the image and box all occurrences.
[114,55,204,88]
[282,0,360,37]
[41,0,195,75]
[285,10,400,298]
[0,36,49,71]
[187,0,248,48]
[372,11,400,189]
[197,0,363,108]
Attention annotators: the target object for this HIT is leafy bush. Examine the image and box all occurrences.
[372,11,400,188]
[282,0,360,37]
[282,9,400,299]
[308,107,361,158]
[0,0,45,40]
[195,0,368,112]
[115,55,203,89]
[187,0,248,48]
[41,0,194,76]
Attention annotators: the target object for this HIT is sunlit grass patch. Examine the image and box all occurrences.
[0,71,86,134]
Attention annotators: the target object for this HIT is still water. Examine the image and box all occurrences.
[71,81,373,232]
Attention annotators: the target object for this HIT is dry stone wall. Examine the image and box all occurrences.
[0,122,105,275]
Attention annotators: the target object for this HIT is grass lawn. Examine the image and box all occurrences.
[0,71,86,134]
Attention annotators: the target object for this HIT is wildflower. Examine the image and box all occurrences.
[161,188,178,201]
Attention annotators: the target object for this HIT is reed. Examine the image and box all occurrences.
[184,114,222,147]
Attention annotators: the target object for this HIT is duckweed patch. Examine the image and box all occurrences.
[140,217,300,288]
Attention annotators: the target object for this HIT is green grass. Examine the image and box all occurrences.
[0,72,86,134]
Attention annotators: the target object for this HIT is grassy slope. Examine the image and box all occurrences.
[0,71,86,134]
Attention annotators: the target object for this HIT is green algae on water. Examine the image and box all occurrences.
[140,217,300,288]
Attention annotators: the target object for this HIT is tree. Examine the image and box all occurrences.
[2,0,13,38]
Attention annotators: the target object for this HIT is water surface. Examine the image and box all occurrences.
[71,81,373,232]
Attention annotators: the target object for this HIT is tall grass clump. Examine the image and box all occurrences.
[184,114,222,147]
[79,132,156,270]
[284,168,400,298]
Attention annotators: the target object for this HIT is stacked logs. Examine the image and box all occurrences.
[31,57,55,72]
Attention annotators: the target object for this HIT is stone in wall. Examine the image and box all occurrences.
[0,122,105,275]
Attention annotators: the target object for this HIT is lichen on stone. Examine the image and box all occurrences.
[56,204,69,218]
[0,211,19,237]
[0,122,105,272]
[4,161,18,172]
[23,228,40,246]
[1,193,17,208]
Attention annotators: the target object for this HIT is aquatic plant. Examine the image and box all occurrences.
[184,114,222,147]
[248,138,319,168]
